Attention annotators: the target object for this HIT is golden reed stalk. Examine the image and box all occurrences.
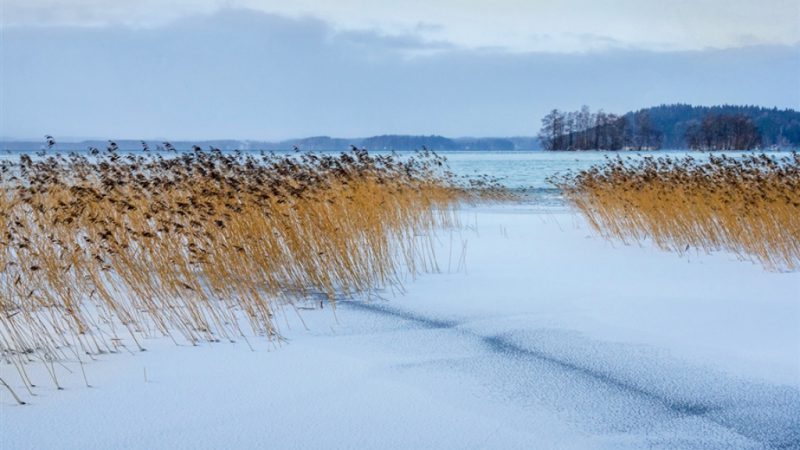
[0,148,505,399]
[552,153,800,271]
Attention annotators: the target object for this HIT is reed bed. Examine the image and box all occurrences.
[551,153,800,271]
[0,148,503,401]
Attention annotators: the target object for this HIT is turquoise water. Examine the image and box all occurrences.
[436,150,793,189]
[434,150,795,207]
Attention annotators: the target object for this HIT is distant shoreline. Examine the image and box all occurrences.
[1,140,796,153]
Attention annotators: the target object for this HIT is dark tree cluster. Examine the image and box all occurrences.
[539,104,800,150]
[538,106,661,151]
[636,104,800,148]
[685,114,761,150]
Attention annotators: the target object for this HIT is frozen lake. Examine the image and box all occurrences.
[3,206,798,449]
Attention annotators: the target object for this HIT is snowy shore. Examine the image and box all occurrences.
[2,205,799,449]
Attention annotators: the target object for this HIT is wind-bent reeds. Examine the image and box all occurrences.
[552,153,800,271]
[0,148,503,400]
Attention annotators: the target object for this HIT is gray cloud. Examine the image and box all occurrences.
[2,10,798,140]
[335,29,455,55]
[3,0,799,52]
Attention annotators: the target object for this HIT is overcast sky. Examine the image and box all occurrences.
[2,1,799,140]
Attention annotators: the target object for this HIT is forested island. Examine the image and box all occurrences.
[538,104,800,150]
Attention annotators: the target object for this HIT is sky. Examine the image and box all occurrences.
[1,0,799,140]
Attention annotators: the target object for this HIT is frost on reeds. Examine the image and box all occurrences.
[551,153,800,271]
[0,148,504,399]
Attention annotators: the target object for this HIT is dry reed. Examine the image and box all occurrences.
[551,153,800,271]
[0,147,503,402]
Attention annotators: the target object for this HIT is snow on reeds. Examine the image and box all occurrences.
[0,148,503,401]
[552,153,800,271]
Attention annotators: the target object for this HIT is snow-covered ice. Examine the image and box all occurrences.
[2,205,798,449]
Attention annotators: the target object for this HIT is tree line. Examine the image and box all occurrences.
[539,104,799,150]
[684,114,760,150]
[538,107,662,151]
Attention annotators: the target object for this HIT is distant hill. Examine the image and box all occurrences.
[0,135,541,152]
[626,104,800,149]
[539,104,800,150]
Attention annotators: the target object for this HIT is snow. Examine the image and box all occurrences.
[2,204,799,449]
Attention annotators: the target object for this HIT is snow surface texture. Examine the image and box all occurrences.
[2,205,799,449]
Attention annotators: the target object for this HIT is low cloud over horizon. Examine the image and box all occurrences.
[2,5,799,140]
[5,0,799,52]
